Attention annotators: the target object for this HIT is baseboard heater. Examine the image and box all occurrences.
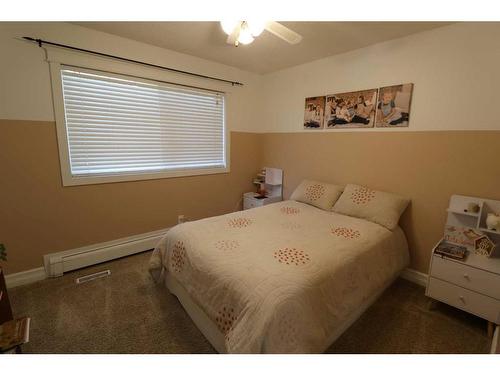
[44,227,169,277]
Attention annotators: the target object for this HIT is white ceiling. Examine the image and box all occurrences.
[74,22,451,74]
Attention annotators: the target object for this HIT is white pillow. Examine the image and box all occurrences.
[290,180,344,211]
[332,184,409,230]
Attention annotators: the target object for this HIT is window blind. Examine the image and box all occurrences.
[60,67,225,177]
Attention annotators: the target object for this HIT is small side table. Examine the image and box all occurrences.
[0,267,13,324]
[243,192,282,210]
[0,317,31,354]
[0,267,30,354]
[426,242,500,338]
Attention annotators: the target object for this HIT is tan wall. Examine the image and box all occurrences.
[0,119,261,274]
[261,131,500,273]
[4,122,500,275]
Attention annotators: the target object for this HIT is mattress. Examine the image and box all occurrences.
[149,200,409,353]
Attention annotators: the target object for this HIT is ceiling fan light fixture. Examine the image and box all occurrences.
[238,25,254,45]
[238,22,254,44]
[221,20,301,47]
[220,20,239,35]
[247,21,265,37]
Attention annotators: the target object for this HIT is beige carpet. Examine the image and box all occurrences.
[9,251,491,354]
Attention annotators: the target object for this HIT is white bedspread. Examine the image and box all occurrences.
[149,200,409,353]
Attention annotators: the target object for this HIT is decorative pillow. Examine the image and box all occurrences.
[290,180,344,211]
[332,184,409,230]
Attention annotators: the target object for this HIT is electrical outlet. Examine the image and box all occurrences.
[178,215,187,224]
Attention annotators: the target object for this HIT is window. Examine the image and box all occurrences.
[54,66,227,185]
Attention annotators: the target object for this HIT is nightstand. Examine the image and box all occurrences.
[425,194,500,339]
[243,192,281,210]
[244,167,283,210]
[426,246,500,337]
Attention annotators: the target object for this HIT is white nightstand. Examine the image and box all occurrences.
[243,192,282,210]
[426,246,500,337]
[425,194,500,338]
[244,167,283,210]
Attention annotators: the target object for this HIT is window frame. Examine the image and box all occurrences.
[50,62,229,187]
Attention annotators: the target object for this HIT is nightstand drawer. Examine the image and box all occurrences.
[243,197,263,210]
[430,255,500,299]
[428,277,500,323]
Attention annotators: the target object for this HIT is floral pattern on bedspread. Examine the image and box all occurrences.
[228,217,252,228]
[280,206,301,215]
[215,306,239,337]
[170,241,186,272]
[214,239,240,252]
[149,200,409,353]
[331,226,361,239]
[274,247,311,266]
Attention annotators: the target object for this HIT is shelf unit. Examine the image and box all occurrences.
[445,195,500,248]
[479,227,500,236]
[446,208,480,218]
[254,167,283,198]
[244,167,283,210]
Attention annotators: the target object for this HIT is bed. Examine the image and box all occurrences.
[149,199,409,353]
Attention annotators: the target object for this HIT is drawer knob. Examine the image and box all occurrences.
[459,295,466,304]
[463,273,470,280]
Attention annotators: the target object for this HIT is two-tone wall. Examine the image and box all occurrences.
[0,22,262,274]
[259,22,500,273]
[261,131,500,272]
[2,22,500,276]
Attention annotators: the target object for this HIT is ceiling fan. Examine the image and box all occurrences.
[220,21,303,47]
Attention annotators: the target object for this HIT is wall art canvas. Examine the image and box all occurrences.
[304,96,326,129]
[324,88,378,129]
[375,83,414,127]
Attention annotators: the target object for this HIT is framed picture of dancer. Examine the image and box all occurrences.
[375,83,414,127]
[324,88,378,129]
[304,96,326,129]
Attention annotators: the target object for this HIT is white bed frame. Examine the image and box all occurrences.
[165,273,227,353]
[165,270,402,353]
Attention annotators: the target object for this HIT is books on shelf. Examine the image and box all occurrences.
[435,240,468,261]
[0,317,30,352]
[444,225,484,249]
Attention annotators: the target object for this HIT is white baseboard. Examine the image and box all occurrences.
[5,267,47,289]
[400,268,428,287]
[5,227,170,289]
[44,227,170,277]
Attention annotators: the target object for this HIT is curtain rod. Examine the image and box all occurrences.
[22,36,244,87]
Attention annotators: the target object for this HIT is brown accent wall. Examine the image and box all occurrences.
[261,131,500,273]
[0,120,261,274]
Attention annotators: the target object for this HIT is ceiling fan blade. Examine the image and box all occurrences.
[265,22,302,44]
[226,25,240,46]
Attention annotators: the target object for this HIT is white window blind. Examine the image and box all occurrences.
[59,67,226,178]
